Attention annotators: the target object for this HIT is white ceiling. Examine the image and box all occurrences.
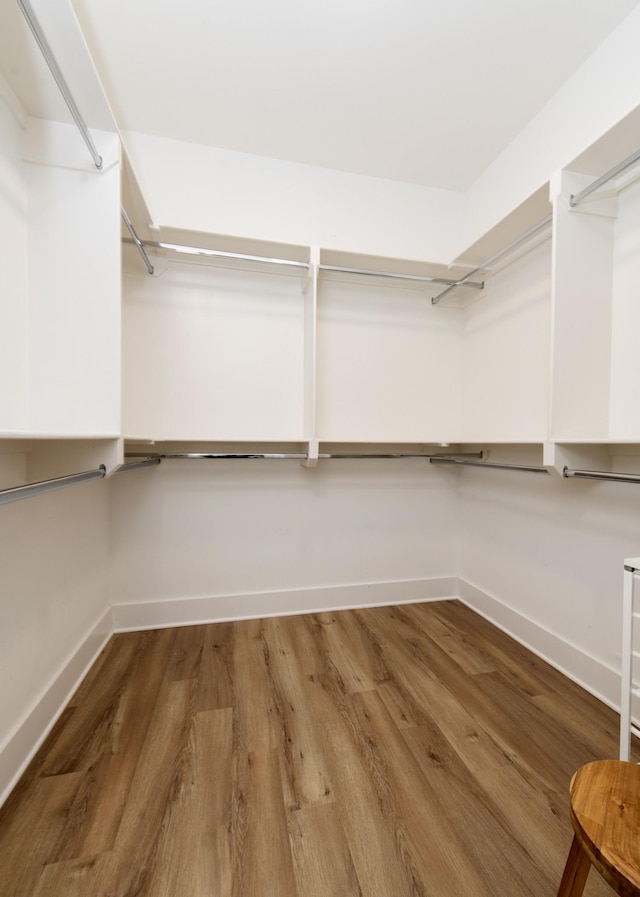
[4,0,640,191]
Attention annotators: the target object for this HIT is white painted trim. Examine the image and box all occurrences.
[112,577,458,632]
[457,577,621,713]
[0,607,113,809]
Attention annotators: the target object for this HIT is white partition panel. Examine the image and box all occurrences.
[122,257,306,440]
[609,179,640,437]
[25,123,121,435]
[0,91,28,431]
[460,240,552,442]
[316,279,462,442]
[550,171,615,440]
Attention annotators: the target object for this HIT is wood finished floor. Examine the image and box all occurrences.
[0,600,626,897]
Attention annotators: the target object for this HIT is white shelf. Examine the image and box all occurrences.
[0,432,121,440]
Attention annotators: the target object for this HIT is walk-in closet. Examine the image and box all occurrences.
[3,1,640,894]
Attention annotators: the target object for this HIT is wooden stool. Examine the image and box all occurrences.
[557,760,640,896]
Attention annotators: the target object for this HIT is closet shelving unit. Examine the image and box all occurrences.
[121,226,482,457]
[119,177,554,467]
[0,0,148,501]
[545,101,640,484]
[4,1,640,499]
[120,119,640,488]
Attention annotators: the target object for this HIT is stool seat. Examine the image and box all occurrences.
[557,760,640,896]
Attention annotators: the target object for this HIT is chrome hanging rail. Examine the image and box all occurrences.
[119,453,640,483]
[569,147,640,208]
[124,240,487,288]
[563,467,640,485]
[128,452,309,460]
[114,458,161,474]
[431,214,553,306]
[125,451,483,461]
[129,240,310,272]
[0,457,160,507]
[319,264,484,291]
[430,457,549,475]
[0,466,106,507]
[16,0,103,170]
[318,452,483,460]
[121,207,155,275]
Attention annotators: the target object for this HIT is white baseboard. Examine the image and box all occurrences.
[0,608,113,809]
[111,576,458,632]
[458,577,621,713]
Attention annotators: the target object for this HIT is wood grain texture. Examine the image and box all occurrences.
[0,600,628,897]
[557,834,593,897]
[567,760,640,895]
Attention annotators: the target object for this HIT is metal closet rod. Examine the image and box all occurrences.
[431,214,553,306]
[430,457,549,475]
[0,466,106,507]
[121,208,154,275]
[134,240,311,271]
[570,146,640,208]
[133,452,309,460]
[125,451,483,461]
[318,451,483,460]
[127,239,485,290]
[318,264,484,290]
[0,458,160,507]
[16,0,103,170]
[116,458,162,473]
[563,467,640,485]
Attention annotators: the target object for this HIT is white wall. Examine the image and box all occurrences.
[108,459,458,621]
[457,467,640,708]
[122,131,465,263]
[0,460,111,804]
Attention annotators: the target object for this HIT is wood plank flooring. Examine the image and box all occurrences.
[0,600,627,896]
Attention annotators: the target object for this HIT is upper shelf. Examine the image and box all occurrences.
[450,185,552,271]
[567,105,640,184]
[122,224,312,279]
[318,248,475,296]
[122,224,487,300]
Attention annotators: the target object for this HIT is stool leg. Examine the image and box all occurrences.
[556,835,591,897]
